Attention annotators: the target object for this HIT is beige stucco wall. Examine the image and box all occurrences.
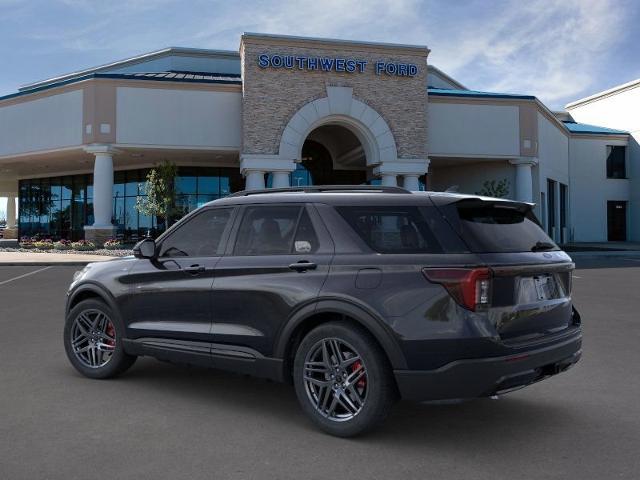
[0,89,83,157]
[240,35,429,160]
[116,86,242,148]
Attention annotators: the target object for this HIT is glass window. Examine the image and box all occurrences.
[293,210,319,254]
[61,177,73,200]
[125,197,139,236]
[441,199,558,253]
[336,206,450,254]
[233,206,302,255]
[176,173,197,194]
[159,208,233,257]
[606,146,626,179]
[113,171,125,198]
[291,163,313,187]
[547,179,556,231]
[125,170,140,196]
[198,174,219,195]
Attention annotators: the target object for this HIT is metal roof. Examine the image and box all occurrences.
[0,71,241,103]
[110,71,241,82]
[19,47,240,92]
[562,121,628,135]
[428,87,535,100]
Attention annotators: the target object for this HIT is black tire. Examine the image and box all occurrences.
[293,321,397,437]
[63,299,136,379]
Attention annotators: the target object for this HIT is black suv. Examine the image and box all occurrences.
[64,186,581,436]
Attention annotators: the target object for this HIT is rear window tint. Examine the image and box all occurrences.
[440,200,558,253]
[335,205,467,254]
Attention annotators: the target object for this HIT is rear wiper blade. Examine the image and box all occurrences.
[531,241,556,252]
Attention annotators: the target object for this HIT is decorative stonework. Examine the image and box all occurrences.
[84,226,116,247]
[240,34,429,162]
[2,228,18,240]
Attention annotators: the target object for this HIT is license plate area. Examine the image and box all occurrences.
[516,274,562,304]
[533,275,554,300]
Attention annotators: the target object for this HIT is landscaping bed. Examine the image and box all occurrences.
[0,237,133,257]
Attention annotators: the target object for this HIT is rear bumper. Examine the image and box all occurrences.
[394,331,582,402]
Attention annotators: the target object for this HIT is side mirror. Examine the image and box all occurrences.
[133,238,156,259]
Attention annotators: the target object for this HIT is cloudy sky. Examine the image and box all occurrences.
[1,0,639,108]
[1,0,638,217]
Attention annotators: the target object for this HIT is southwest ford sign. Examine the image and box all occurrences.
[257,54,418,77]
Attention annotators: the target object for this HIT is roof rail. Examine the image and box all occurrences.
[228,185,410,197]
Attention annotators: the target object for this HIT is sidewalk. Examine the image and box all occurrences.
[0,251,118,266]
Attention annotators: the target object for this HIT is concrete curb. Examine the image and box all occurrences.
[568,250,640,258]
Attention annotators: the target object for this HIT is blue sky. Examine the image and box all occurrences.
[1,0,639,217]
[1,0,639,108]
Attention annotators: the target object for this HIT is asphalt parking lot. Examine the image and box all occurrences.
[1,257,639,479]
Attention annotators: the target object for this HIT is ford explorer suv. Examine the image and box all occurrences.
[64,185,582,437]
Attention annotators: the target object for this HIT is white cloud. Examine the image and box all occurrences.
[4,0,634,109]
[424,0,631,107]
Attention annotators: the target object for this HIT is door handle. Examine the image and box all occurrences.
[184,264,206,274]
[289,261,317,272]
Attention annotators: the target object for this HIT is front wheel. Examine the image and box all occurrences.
[63,299,136,379]
[293,321,397,437]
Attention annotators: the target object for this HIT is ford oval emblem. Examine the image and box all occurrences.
[543,252,553,259]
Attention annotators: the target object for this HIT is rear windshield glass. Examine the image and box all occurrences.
[440,200,558,253]
[335,205,468,254]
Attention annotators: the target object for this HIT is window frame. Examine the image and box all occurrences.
[333,204,455,255]
[156,206,237,258]
[225,203,328,257]
[606,145,627,179]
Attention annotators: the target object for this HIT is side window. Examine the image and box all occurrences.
[159,208,233,257]
[336,206,446,254]
[233,206,319,255]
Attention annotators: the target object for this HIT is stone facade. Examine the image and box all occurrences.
[240,34,429,161]
[84,227,116,247]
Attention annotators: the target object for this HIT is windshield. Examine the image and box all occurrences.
[439,199,559,253]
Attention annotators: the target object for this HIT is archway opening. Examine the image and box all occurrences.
[297,124,373,186]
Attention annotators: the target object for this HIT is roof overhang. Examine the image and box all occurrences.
[19,47,240,93]
[565,78,640,109]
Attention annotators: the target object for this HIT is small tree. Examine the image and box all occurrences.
[476,179,510,198]
[136,161,178,231]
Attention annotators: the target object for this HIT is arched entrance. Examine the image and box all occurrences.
[298,124,368,186]
[242,86,427,191]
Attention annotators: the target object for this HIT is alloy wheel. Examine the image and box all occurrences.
[303,338,368,422]
[70,309,116,369]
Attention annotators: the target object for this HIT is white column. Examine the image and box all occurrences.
[92,152,115,227]
[402,174,421,192]
[271,171,290,189]
[6,195,16,229]
[244,170,265,190]
[509,158,538,203]
[380,174,397,187]
[240,154,295,191]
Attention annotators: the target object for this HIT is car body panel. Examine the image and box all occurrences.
[66,188,582,401]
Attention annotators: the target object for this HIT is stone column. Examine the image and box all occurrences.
[375,159,429,191]
[240,154,295,191]
[402,174,421,192]
[2,195,18,240]
[84,145,117,245]
[509,158,538,203]
[244,170,266,190]
[6,195,16,229]
[271,171,290,189]
[380,173,398,187]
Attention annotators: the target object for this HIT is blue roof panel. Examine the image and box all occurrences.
[428,87,535,100]
[562,121,628,135]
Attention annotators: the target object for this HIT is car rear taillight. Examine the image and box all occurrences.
[422,267,491,311]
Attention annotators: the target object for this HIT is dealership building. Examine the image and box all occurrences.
[0,33,636,244]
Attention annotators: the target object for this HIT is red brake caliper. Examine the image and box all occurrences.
[105,322,116,348]
[352,361,366,389]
